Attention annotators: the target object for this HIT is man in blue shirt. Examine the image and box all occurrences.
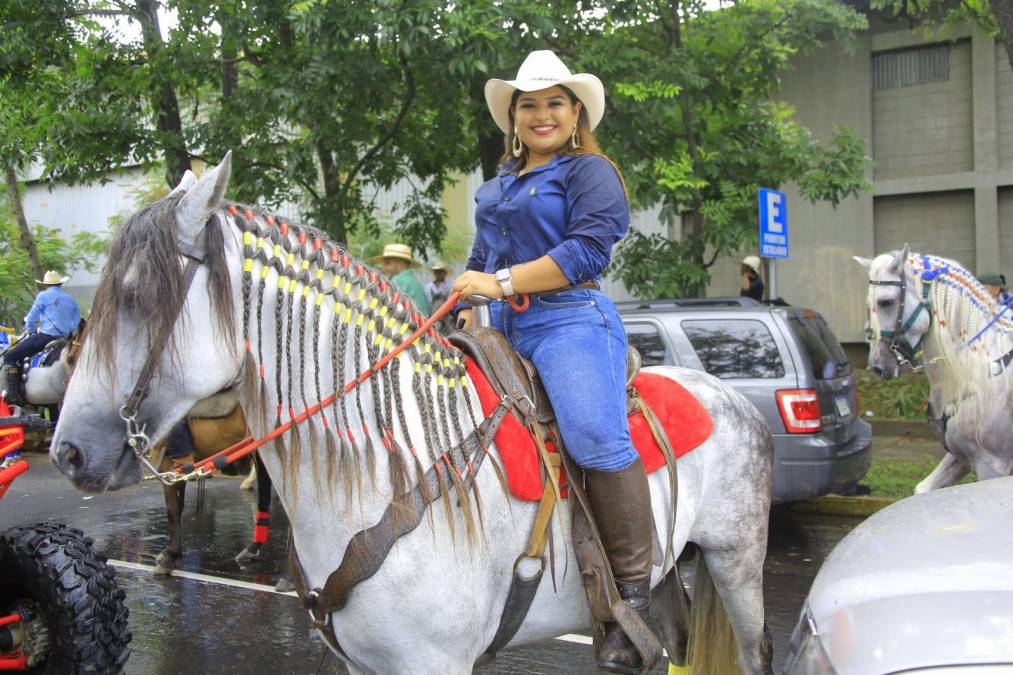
[3,271,81,403]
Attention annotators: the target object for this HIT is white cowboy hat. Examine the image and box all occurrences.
[371,243,421,269]
[484,50,605,135]
[37,270,70,285]
[741,256,761,274]
[430,261,450,272]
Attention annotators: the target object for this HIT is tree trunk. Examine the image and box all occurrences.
[315,141,346,244]
[3,161,44,285]
[478,131,504,182]
[134,0,190,187]
[990,0,1013,70]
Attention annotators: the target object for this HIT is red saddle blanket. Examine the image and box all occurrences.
[464,358,714,502]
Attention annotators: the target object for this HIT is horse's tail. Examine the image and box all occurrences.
[686,554,738,675]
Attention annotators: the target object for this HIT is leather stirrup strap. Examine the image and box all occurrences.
[631,389,679,570]
[483,451,561,657]
[557,448,663,673]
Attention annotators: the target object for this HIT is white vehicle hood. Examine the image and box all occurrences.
[808,476,1013,674]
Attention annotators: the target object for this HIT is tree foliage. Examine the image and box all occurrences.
[1,0,873,295]
[584,0,870,298]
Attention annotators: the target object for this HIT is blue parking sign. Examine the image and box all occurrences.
[758,188,788,259]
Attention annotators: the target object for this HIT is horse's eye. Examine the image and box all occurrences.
[877,299,895,309]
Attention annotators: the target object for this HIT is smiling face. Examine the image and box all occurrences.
[512,86,583,167]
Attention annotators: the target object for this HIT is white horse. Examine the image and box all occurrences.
[1,336,75,407]
[856,245,1013,492]
[51,155,774,674]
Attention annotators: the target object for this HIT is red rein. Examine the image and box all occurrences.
[174,292,463,479]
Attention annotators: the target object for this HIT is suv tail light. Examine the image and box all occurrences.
[776,389,823,433]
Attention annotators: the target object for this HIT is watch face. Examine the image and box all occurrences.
[496,269,511,282]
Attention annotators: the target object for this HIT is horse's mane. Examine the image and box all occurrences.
[888,252,1013,415]
[221,203,494,537]
[87,194,236,379]
[84,193,498,539]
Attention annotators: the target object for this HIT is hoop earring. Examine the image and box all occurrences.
[512,127,523,158]
[571,126,579,149]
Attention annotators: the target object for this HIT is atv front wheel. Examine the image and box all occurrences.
[0,523,131,673]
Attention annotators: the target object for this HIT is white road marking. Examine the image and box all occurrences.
[108,559,298,597]
[109,561,660,653]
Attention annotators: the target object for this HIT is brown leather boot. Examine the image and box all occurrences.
[584,458,654,674]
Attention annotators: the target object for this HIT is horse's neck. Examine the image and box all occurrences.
[227,213,481,573]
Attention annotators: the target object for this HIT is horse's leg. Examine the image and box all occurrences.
[236,452,272,564]
[695,546,773,675]
[155,467,186,575]
[972,455,1003,481]
[239,461,257,490]
[914,452,970,494]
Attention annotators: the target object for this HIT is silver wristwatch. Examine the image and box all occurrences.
[495,267,514,298]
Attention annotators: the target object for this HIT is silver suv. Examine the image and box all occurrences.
[619,297,871,503]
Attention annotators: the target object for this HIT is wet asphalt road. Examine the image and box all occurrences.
[2,453,862,674]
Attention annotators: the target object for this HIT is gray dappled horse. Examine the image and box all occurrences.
[50,154,774,674]
[857,246,1013,491]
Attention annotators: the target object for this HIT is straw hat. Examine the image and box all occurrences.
[372,243,420,269]
[484,50,605,135]
[430,261,450,272]
[741,256,761,274]
[37,270,70,286]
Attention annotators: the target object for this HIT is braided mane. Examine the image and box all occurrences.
[226,203,502,538]
[891,253,1013,420]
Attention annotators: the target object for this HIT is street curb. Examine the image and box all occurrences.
[789,494,898,518]
[869,420,936,439]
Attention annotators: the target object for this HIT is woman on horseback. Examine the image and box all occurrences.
[452,50,651,674]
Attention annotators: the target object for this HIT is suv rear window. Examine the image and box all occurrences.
[681,319,785,379]
[786,312,850,380]
[625,323,671,366]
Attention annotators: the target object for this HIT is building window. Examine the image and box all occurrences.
[873,44,950,90]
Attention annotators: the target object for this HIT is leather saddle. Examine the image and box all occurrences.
[447,327,642,428]
[25,338,67,371]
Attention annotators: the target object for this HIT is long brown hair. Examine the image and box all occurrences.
[500,85,627,193]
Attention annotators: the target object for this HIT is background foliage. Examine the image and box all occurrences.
[0,0,882,296]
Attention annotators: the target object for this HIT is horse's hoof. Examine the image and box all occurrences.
[154,551,179,575]
[235,544,260,565]
[239,477,256,491]
[274,578,295,593]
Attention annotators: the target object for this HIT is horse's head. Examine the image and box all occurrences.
[52,154,244,492]
[854,243,930,380]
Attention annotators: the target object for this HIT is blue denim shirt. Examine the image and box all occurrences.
[468,154,629,285]
[24,287,80,338]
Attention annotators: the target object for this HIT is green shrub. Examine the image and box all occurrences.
[856,369,931,420]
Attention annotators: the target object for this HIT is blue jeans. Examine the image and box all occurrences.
[491,289,636,472]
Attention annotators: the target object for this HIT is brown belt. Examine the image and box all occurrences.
[530,280,600,297]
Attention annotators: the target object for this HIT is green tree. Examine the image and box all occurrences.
[586,0,871,298]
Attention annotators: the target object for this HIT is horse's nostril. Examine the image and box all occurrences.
[58,442,83,470]
[870,366,883,377]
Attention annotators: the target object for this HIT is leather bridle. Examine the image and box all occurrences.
[118,219,210,485]
[867,257,940,366]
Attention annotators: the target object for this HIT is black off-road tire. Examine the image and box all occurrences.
[0,523,131,673]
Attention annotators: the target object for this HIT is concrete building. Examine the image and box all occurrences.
[713,18,1013,344]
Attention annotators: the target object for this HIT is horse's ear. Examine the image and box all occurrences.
[853,256,873,268]
[167,170,198,198]
[891,243,910,272]
[175,151,232,243]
